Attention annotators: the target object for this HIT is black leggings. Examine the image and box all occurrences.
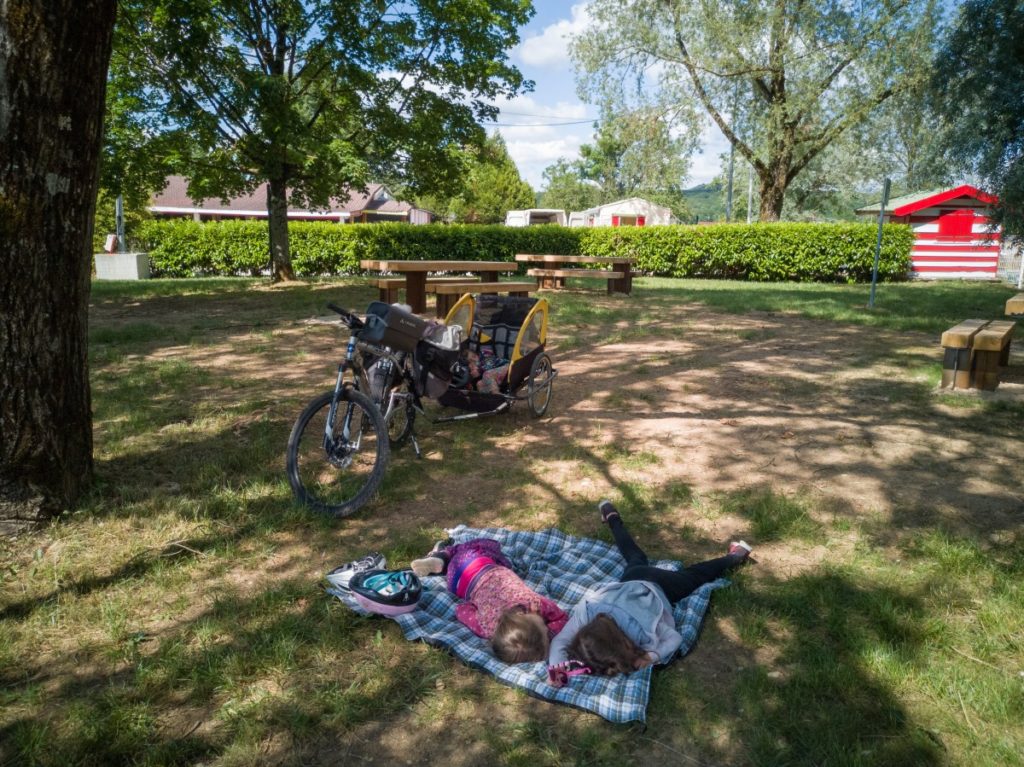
[609,517,742,604]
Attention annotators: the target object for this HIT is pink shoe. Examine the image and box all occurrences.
[728,541,752,562]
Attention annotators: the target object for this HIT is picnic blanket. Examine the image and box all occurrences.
[326,525,729,724]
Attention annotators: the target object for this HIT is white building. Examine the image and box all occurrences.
[568,197,674,228]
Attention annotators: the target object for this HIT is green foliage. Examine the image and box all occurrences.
[578,222,914,282]
[932,0,1024,237]
[573,0,939,220]
[446,135,535,223]
[138,220,913,282]
[113,0,534,277]
[539,111,694,220]
[539,160,602,212]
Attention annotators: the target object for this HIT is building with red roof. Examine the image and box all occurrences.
[856,185,1001,279]
[149,175,434,224]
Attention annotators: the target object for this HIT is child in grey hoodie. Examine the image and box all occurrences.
[547,500,751,685]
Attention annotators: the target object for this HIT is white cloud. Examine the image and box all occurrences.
[517,3,592,69]
[685,122,732,186]
[483,94,596,188]
[502,128,592,189]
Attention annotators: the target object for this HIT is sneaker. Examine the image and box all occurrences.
[326,552,386,592]
[728,541,753,562]
[598,499,620,524]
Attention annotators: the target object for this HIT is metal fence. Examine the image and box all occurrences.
[998,239,1024,287]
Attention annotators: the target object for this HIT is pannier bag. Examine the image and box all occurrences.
[361,301,432,353]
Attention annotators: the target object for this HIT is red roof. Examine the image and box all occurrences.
[891,185,998,216]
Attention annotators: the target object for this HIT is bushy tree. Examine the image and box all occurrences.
[932,0,1024,235]
[540,110,694,219]
[115,0,534,279]
[539,160,601,212]
[448,134,535,223]
[573,0,938,221]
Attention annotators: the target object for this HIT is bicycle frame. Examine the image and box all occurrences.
[323,333,364,456]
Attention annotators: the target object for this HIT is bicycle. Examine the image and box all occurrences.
[287,296,556,518]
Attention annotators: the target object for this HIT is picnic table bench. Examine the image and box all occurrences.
[374,276,479,304]
[940,318,1016,390]
[514,254,634,295]
[430,281,537,317]
[1006,292,1024,316]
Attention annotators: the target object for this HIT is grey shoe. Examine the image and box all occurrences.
[326,552,387,592]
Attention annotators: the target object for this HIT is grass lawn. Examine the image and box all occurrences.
[2,276,1022,766]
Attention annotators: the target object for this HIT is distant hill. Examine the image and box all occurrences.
[683,183,725,223]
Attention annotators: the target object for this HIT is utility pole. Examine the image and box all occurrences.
[868,178,891,309]
[115,194,126,253]
[725,84,738,221]
[746,164,753,224]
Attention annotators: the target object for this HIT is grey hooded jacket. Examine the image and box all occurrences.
[547,580,682,667]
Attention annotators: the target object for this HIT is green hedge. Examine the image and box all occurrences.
[578,222,915,282]
[137,219,913,282]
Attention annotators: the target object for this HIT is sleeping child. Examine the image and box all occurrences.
[411,538,568,663]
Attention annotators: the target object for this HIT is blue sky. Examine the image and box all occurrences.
[489,2,730,191]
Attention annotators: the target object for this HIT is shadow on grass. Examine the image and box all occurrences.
[0,560,952,766]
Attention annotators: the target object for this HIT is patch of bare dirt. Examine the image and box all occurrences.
[78,285,1024,762]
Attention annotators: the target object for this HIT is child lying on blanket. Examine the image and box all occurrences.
[547,501,752,686]
[411,538,569,663]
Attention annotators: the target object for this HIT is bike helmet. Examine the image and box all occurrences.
[349,569,422,616]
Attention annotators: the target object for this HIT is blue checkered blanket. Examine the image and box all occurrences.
[327,525,729,723]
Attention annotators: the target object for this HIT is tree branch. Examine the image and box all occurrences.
[668,14,765,176]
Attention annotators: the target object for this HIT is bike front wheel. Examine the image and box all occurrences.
[286,387,389,517]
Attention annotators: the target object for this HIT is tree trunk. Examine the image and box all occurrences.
[267,177,295,281]
[758,168,788,222]
[0,0,117,533]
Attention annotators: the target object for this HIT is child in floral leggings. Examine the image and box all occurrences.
[411,538,568,663]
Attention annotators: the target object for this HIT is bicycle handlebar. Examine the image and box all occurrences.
[327,302,366,330]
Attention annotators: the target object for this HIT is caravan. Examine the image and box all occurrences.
[504,208,567,227]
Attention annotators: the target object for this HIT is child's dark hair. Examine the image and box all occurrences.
[491,607,549,663]
[566,613,649,676]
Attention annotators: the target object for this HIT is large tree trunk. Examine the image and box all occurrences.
[0,0,117,533]
[758,166,789,222]
[267,176,295,281]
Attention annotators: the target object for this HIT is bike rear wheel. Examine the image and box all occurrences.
[286,387,389,517]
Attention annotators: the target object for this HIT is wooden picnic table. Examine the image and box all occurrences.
[360,259,517,313]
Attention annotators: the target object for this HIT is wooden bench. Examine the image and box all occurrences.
[375,276,479,304]
[1006,292,1024,316]
[940,319,1016,390]
[431,281,537,317]
[515,254,634,294]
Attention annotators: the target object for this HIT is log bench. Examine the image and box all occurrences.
[430,281,538,317]
[515,254,634,294]
[940,319,1016,390]
[1006,292,1024,316]
[375,276,479,304]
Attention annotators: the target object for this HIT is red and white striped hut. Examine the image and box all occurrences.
[856,185,1001,279]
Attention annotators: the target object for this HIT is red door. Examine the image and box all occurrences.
[937,209,975,238]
